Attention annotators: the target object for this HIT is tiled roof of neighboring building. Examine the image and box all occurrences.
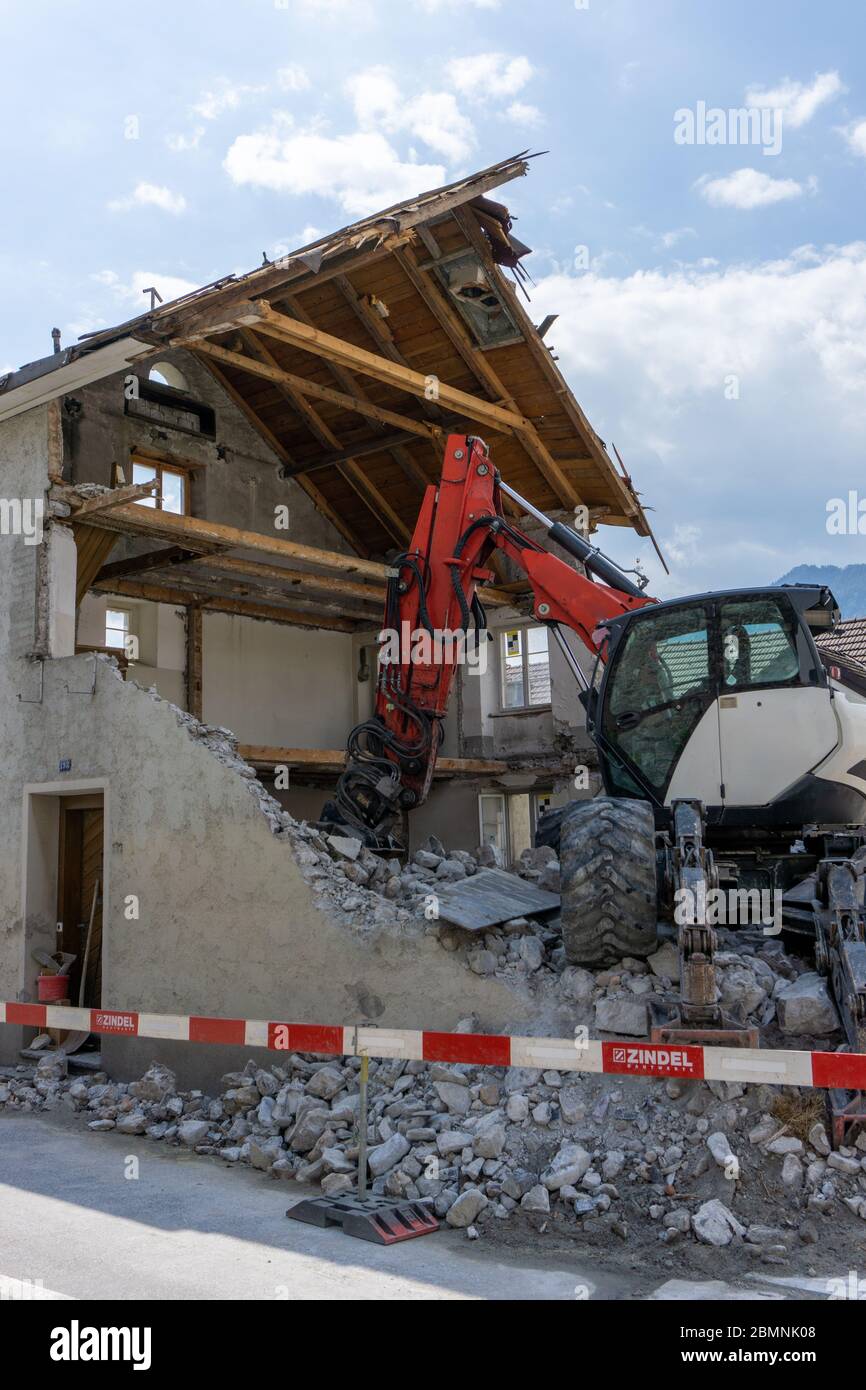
[815,617,866,669]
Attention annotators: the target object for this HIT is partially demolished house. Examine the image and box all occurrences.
[0,154,653,1076]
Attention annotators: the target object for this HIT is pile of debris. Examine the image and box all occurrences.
[1,958,859,1255]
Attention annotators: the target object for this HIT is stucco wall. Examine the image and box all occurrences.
[0,404,537,1078]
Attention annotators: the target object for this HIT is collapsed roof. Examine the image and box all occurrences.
[1,152,655,561]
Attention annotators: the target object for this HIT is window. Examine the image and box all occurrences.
[479,793,507,859]
[604,605,713,797]
[718,597,801,691]
[500,626,551,710]
[105,608,129,651]
[148,362,189,392]
[132,460,187,515]
[478,790,554,865]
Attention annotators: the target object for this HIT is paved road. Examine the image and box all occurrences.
[0,1110,625,1301]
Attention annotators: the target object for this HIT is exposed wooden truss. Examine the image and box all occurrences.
[184,338,443,447]
[191,349,372,559]
[391,240,582,509]
[238,745,507,777]
[186,605,203,720]
[237,327,412,547]
[66,479,159,518]
[91,576,357,633]
[209,300,530,436]
[64,502,395,580]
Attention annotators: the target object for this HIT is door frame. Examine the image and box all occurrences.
[21,779,110,1011]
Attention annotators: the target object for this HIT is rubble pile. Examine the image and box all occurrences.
[1,979,860,1253]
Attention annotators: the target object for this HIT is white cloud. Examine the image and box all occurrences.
[416,0,500,8]
[841,118,866,159]
[505,101,544,128]
[447,52,534,103]
[193,81,265,121]
[695,167,811,210]
[296,0,373,12]
[658,226,697,250]
[745,70,845,128]
[277,64,311,93]
[224,126,445,216]
[92,269,200,308]
[347,66,475,161]
[271,226,325,259]
[108,182,187,215]
[531,243,866,594]
[166,127,205,153]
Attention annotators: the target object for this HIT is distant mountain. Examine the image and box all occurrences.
[774,564,866,619]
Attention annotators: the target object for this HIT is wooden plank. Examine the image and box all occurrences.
[73,525,119,607]
[239,328,412,547]
[184,339,442,446]
[432,867,560,932]
[68,480,159,517]
[247,301,531,435]
[91,577,358,632]
[452,205,648,532]
[237,745,508,776]
[393,244,581,509]
[189,554,386,605]
[96,546,205,582]
[192,349,372,559]
[186,605,203,720]
[62,501,395,581]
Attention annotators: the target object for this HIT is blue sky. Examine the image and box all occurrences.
[3,0,866,596]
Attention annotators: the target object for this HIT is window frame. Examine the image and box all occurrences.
[132,458,190,516]
[478,791,508,860]
[477,789,555,867]
[105,606,130,652]
[498,624,552,713]
[717,596,805,695]
[597,600,716,805]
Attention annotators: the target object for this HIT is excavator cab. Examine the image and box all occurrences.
[587,585,863,829]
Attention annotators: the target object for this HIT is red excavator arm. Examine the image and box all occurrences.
[329,434,655,837]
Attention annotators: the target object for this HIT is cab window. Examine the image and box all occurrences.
[603,606,712,797]
[718,598,800,691]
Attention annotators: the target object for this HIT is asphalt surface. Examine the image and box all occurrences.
[0,1109,623,1301]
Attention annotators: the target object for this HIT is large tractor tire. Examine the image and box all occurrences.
[558,797,659,967]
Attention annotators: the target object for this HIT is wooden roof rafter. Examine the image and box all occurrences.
[235,327,412,548]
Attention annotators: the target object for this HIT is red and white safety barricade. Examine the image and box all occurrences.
[1,1000,864,1091]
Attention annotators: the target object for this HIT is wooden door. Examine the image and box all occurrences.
[57,801,103,1006]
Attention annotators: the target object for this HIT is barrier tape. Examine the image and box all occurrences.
[1,1000,863,1091]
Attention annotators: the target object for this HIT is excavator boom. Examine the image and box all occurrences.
[329,434,653,838]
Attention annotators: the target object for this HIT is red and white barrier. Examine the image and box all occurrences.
[1,1000,863,1091]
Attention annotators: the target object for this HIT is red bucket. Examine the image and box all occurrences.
[37,973,69,1003]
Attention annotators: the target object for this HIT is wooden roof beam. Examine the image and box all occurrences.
[451,204,648,531]
[281,289,441,496]
[59,500,396,582]
[188,554,387,606]
[246,300,530,436]
[391,243,581,510]
[238,745,508,776]
[238,328,412,548]
[91,577,358,632]
[192,348,372,559]
[184,337,442,447]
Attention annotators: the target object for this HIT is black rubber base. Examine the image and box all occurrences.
[287,1193,440,1244]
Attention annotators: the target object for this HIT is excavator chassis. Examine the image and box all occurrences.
[650,800,759,1049]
